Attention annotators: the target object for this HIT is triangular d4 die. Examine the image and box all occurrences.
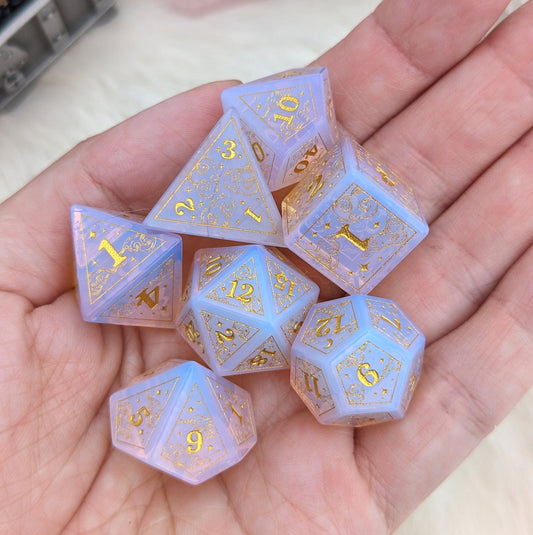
[97,248,182,328]
[71,205,182,324]
[143,108,284,247]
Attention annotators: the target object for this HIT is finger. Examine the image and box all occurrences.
[316,0,509,139]
[364,1,533,222]
[0,81,236,307]
[374,124,533,343]
[354,242,533,531]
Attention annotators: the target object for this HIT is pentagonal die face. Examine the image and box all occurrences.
[221,67,339,191]
[282,137,429,295]
[290,295,425,427]
[177,245,319,376]
[110,360,257,485]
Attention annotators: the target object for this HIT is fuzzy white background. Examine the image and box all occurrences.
[0,1,531,533]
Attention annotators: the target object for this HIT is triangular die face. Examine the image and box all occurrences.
[144,110,283,246]
[239,84,317,141]
[265,256,314,315]
[201,310,260,366]
[280,302,313,344]
[197,248,246,291]
[232,336,288,373]
[301,299,359,355]
[113,377,180,451]
[205,257,264,316]
[72,207,166,306]
[206,376,256,446]
[99,252,179,326]
[160,383,227,476]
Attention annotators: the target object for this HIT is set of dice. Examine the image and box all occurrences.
[71,67,429,485]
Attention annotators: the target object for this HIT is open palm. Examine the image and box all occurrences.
[1,0,532,533]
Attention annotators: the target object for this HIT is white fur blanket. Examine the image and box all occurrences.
[0,1,530,533]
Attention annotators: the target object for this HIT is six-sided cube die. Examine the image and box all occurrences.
[282,136,429,295]
[177,244,319,376]
[71,205,182,327]
[110,359,257,485]
[221,67,339,191]
[290,295,425,426]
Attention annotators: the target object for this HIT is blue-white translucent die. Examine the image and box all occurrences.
[71,205,182,327]
[143,108,284,247]
[282,137,429,295]
[109,359,257,485]
[290,295,425,426]
[177,244,320,376]
[221,67,339,191]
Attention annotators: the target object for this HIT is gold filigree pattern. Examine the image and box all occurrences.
[201,310,260,365]
[291,358,335,418]
[232,336,288,373]
[265,257,313,314]
[352,141,423,219]
[206,376,256,446]
[160,384,227,476]
[300,299,359,355]
[366,297,420,348]
[336,342,402,406]
[239,84,317,141]
[115,377,179,449]
[205,257,264,316]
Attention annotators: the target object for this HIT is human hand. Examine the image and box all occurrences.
[1,0,532,533]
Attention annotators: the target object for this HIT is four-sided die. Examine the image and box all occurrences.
[71,205,182,327]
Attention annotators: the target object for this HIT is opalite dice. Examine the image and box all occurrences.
[177,244,319,375]
[71,205,182,327]
[221,67,338,191]
[110,359,257,485]
[143,108,284,247]
[282,137,429,295]
[290,295,425,426]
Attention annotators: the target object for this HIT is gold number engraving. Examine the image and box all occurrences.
[227,280,254,304]
[274,272,295,297]
[136,286,159,309]
[184,320,201,343]
[315,314,345,337]
[186,430,203,453]
[294,145,319,173]
[205,255,222,276]
[244,207,262,223]
[129,406,149,426]
[175,197,196,216]
[335,224,370,251]
[215,328,235,344]
[380,314,401,330]
[303,371,321,398]
[306,174,323,200]
[252,142,265,162]
[274,95,300,126]
[98,239,127,268]
[231,405,243,424]
[377,165,396,187]
[221,139,237,160]
[250,349,276,366]
[357,363,381,387]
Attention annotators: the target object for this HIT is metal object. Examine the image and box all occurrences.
[0,0,115,109]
